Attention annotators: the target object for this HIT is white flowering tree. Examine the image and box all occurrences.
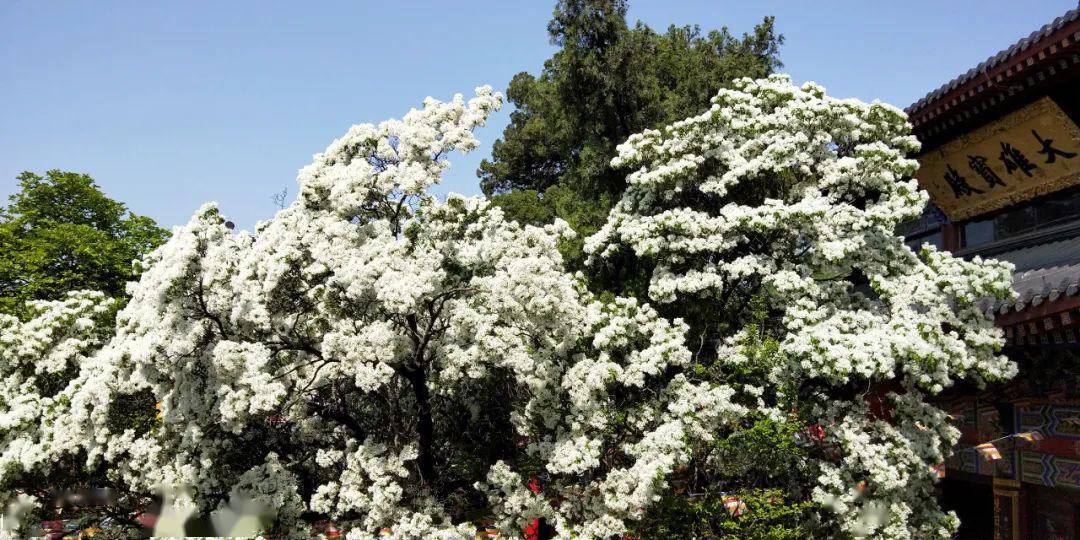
[586,75,1015,538]
[0,88,752,539]
[1,77,1016,540]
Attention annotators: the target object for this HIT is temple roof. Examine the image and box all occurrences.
[978,235,1080,321]
[905,6,1080,148]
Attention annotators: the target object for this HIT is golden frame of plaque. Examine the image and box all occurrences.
[915,97,1080,222]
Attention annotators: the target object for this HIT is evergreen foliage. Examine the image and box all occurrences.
[480,0,783,246]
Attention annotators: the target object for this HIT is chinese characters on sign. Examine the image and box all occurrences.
[946,130,1073,198]
[1034,128,1078,163]
[999,141,1037,178]
[916,98,1080,221]
[943,164,984,198]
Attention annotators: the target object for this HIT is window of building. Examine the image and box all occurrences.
[961,188,1080,248]
[898,203,947,251]
[906,229,944,252]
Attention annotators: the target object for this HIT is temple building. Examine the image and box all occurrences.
[900,6,1080,539]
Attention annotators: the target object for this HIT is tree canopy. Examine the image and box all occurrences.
[479,0,783,235]
[1,79,1014,539]
[0,170,169,316]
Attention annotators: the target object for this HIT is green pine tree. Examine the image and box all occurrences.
[479,0,783,266]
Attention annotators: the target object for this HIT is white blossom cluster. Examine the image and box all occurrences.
[0,291,114,497]
[587,75,1015,538]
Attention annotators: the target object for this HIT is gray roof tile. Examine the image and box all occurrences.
[983,235,1080,315]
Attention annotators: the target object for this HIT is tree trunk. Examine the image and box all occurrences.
[405,368,437,486]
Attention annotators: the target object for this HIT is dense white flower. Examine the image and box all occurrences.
[2,87,746,539]
[0,76,1012,539]
[587,75,1014,538]
[0,291,115,486]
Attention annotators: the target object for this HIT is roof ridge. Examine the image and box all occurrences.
[906,6,1080,115]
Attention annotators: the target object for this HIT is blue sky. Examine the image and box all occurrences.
[3,0,1078,230]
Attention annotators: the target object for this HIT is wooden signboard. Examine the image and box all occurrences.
[916,97,1080,221]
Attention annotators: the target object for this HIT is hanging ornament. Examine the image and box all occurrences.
[1016,431,1044,443]
[975,443,1002,461]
